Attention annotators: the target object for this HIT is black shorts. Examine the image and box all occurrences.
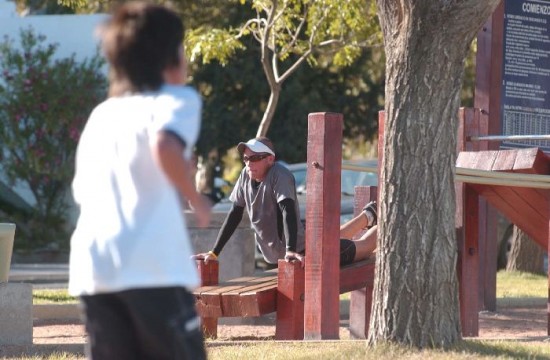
[339,238,356,266]
[80,287,206,360]
[293,239,356,267]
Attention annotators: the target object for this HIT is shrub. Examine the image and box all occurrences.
[0,27,106,251]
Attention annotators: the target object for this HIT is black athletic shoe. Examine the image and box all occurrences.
[362,201,377,227]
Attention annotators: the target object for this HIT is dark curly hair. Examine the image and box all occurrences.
[99,2,184,96]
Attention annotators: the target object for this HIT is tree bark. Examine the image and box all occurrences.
[506,226,545,274]
[371,0,500,348]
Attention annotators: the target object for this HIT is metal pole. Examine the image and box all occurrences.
[468,134,550,142]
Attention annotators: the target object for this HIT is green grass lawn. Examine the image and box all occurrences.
[496,270,547,298]
[205,340,550,359]
[32,289,77,304]
[340,270,547,301]
[15,340,550,360]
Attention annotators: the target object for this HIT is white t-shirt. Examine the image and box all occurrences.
[69,84,202,295]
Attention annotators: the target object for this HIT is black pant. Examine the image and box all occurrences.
[339,238,357,266]
[294,239,356,267]
[80,287,206,360]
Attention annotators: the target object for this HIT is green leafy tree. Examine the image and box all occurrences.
[0,28,106,251]
[56,0,385,188]
[187,0,381,137]
[192,41,384,181]
[13,0,75,14]
[17,0,114,14]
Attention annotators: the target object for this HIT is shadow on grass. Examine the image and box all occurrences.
[0,344,85,359]
[456,339,550,359]
[496,297,547,307]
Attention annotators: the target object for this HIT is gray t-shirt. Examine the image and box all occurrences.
[230,162,305,263]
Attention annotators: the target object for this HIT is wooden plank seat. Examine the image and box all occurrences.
[194,270,278,318]
[193,256,375,340]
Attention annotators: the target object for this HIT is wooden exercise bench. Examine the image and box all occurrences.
[192,184,377,340]
[193,112,377,340]
[193,256,375,340]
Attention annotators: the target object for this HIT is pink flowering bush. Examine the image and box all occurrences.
[0,28,106,251]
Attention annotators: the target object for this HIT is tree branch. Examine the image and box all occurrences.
[279,3,309,56]
[278,47,312,83]
[236,18,264,39]
[261,0,278,89]
[277,6,330,83]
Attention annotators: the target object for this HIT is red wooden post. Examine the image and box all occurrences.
[196,260,219,338]
[348,186,378,339]
[275,260,305,340]
[456,108,482,337]
[459,184,480,336]
[548,219,550,336]
[474,1,504,312]
[304,112,342,340]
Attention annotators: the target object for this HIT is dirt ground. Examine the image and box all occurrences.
[30,304,548,342]
[1,303,548,358]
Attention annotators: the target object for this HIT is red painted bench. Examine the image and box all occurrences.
[193,252,375,340]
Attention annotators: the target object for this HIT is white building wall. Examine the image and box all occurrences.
[0,1,107,219]
[0,2,108,63]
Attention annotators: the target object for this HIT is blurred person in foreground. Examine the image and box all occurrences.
[193,137,377,268]
[68,2,210,359]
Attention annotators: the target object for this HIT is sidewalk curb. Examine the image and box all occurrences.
[33,304,80,321]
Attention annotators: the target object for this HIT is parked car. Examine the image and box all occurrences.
[286,160,378,223]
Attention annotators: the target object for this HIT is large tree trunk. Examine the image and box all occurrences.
[506,226,545,274]
[371,0,500,348]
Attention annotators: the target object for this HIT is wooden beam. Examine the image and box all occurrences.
[276,260,305,340]
[456,111,483,336]
[197,260,219,338]
[460,184,480,337]
[348,186,378,339]
[304,112,343,340]
[473,2,504,313]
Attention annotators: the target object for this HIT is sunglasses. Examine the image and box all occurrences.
[243,154,269,163]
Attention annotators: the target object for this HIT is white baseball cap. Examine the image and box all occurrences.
[237,137,275,156]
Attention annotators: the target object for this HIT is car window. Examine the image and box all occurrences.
[289,162,377,195]
[292,169,307,193]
